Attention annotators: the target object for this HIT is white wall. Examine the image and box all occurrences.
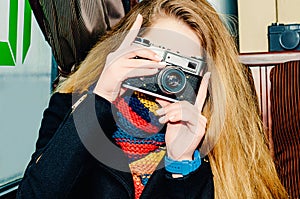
[238,0,300,53]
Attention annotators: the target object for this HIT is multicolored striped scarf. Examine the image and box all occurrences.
[112,91,166,199]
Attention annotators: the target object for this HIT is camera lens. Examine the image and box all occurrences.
[279,30,300,50]
[158,67,186,94]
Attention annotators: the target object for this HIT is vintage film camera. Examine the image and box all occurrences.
[122,37,206,104]
[268,23,300,52]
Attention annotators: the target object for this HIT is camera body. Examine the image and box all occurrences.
[268,23,300,52]
[122,37,206,104]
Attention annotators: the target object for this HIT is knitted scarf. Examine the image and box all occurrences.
[112,91,166,199]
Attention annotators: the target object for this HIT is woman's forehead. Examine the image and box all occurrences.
[142,17,202,57]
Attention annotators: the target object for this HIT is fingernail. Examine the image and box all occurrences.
[155,54,162,60]
[156,108,164,115]
[159,116,166,123]
[169,116,175,121]
[158,61,167,66]
[138,13,143,17]
[206,72,211,78]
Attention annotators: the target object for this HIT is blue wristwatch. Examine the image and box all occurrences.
[164,150,201,176]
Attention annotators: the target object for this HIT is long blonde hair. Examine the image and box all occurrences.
[58,0,288,198]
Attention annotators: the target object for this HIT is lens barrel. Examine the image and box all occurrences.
[157,67,186,94]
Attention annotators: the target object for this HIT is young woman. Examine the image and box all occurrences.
[17,0,288,198]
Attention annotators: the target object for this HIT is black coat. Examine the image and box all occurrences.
[16,93,214,199]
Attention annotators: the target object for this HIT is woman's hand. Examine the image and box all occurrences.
[93,14,165,102]
[156,72,211,161]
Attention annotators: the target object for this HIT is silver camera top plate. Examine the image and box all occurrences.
[133,37,206,76]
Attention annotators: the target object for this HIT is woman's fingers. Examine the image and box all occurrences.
[124,47,162,61]
[156,101,198,124]
[195,72,211,111]
[155,98,171,107]
[119,14,143,49]
[106,46,163,72]
[125,59,165,69]
[125,68,159,79]
[114,58,165,79]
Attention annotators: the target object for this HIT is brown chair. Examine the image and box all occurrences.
[240,52,300,199]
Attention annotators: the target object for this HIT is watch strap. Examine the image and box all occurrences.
[164,150,201,176]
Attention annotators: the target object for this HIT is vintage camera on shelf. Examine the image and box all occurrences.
[122,37,206,104]
[268,23,300,52]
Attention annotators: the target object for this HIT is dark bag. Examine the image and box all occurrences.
[29,0,131,76]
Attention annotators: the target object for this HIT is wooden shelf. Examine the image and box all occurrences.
[239,51,300,66]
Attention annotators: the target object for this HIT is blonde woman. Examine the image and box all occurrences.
[17,0,288,198]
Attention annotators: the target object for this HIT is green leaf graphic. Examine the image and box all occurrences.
[0,0,18,66]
